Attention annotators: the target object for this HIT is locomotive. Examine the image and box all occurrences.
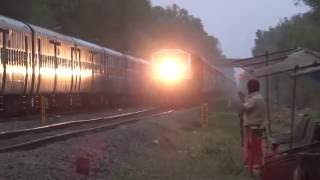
[0,15,235,115]
[151,49,236,106]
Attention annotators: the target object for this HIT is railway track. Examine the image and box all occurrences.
[0,108,174,153]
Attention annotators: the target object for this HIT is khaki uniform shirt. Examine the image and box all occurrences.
[243,92,267,127]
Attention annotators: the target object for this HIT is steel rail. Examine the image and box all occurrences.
[0,108,155,139]
[0,109,173,153]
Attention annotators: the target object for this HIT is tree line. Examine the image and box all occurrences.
[252,0,320,110]
[253,0,320,55]
[0,0,224,64]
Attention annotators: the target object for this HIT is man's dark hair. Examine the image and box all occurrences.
[247,79,260,94]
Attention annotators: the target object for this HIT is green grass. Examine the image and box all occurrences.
[114,109,253,180]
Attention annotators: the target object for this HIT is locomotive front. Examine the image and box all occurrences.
[152,49,192,85]
[151,49,198,106]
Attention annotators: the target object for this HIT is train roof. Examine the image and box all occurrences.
[103,48,124,57]
[0,15,31,33]
[152,49,190,55]
[138,58,150,65]
[0,14,152,64]
[30,24,74,44]
[125,54,150,65]
[72,37,104,52]
[201,56,236,83]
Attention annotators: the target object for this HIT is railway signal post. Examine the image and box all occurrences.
[41,96,48,125]
[202,103,209,128]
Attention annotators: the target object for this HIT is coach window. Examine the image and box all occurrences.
[1,30,9,48]
[112,57,116,68]
[7,31,11,48]
[119,59,123,69]
[14,50,17,65]
[120,59,124,69]
[37,38,41,54]
[127,61,131,69]
[112,57,119,69]
[117,59,121,69]
[115,57,119,68]
[113,57,118,68]
[42,55,45,68]
[108,57,111,68]
[49,56,51,68]
[122,59,125,69]
[71,47,75,65]
[46,56,48,68]
[108,57,113,68]
[24,36,28,66]
[110,58,114,68]
[0,31,2,48]
[122,59,127,69]
[37,38,41,67]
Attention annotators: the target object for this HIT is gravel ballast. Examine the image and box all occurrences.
[0,106,252,180]
[0,107,149,132]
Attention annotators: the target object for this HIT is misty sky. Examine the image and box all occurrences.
[151,0,309,58]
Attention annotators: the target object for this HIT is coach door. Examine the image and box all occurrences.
[35,38,41,94]
[103,53,108,89]
[70,47,75,93]
[0,31,3,94]
[49,40,61,94]
[89,51,96,93]
[75,48,81,92]
[0,29,8,94]
[71,47,80,93]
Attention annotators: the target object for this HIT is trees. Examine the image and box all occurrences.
[0,0,32,21]
[148,4,223,61]
[0,0,224,64]
[253,0,320,55]
[252,13,320,55]
[296,0,320,11]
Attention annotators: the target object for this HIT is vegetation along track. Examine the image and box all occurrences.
[0,108,174,153]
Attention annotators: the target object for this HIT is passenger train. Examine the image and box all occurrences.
[0,15,235,115]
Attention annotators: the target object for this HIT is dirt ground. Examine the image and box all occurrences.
[0,106,253,180]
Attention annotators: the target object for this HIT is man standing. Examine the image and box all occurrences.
[239,79,267,175]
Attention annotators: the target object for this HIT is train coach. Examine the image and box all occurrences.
[0,15,152,115]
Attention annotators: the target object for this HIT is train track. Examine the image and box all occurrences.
[0,108,174,153]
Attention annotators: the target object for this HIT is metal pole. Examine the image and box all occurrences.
[290,66,299,149]
[41,96,47,125]
[265,51,272,135]
[202,103,208,128]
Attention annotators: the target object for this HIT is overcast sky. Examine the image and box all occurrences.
[151,0,309,58]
